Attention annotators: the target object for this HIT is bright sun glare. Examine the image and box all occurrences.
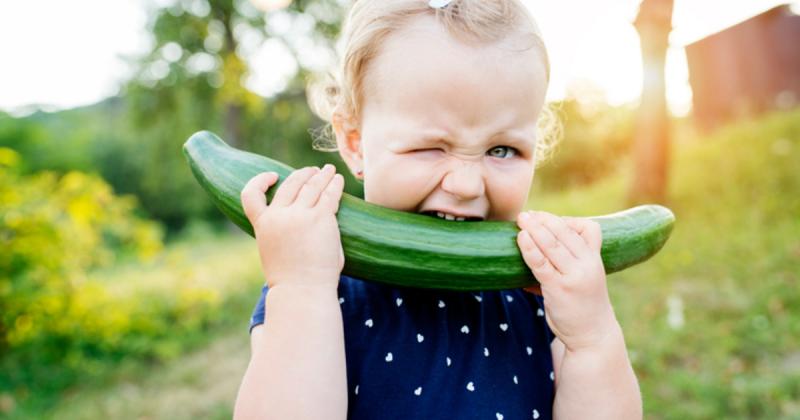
[0,0,796,117]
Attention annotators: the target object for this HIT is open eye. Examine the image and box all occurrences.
[487,146,517,159]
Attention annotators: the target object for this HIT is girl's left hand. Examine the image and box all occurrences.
[516,210,619,352]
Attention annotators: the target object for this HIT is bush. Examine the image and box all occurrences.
[0,149,163,374]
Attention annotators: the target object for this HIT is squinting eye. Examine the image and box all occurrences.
[413,148,443,154]
[487,146,517,159]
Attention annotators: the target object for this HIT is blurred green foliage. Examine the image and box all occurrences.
[535,98,635,191]
[0,152,162,344]
[0,0,357,231]
[115,0,353,228]
[1,234,263,418]
[0,151,163,391]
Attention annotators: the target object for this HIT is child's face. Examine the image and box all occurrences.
[336,16,548,222]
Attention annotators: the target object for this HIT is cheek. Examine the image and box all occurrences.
[487,161,534,218]
[363,154,443,210]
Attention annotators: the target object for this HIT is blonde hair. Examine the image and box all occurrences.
[307,0,561,166]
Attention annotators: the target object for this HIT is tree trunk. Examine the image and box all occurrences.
[629,0,674,205]
[220,5,243,150]
[224,102,243,149]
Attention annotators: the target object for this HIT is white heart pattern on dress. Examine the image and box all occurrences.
[533,409,540,419]
[506,295,514,302]
[499,323,508,331]
[446,357,451,366]
[396,297,403,307]
[365,318,373,328]
[466,381,475,391]
[414,386,422,396]
[537,308,544,317]
[438,300,445,308]
[385,352,393,362]
[417,333,424,343]
[461,325,470,334]
[496,413,504,420]
[526,346,533,355]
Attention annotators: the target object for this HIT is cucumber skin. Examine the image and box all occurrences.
[183,131,675,291]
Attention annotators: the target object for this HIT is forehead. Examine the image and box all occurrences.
[361,15,547,133]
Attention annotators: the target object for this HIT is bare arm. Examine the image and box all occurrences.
[551,326,642,420]
[515,212,642,419]
[233,282,348,420]
[235,166,348,419]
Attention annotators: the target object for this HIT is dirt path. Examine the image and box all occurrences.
[47,328,252,419]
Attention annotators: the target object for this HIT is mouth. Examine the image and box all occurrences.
[420,210,484,222]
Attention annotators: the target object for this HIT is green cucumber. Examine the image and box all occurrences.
[183,130,675,291]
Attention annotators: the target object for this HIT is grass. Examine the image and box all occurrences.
[37,327,251,420]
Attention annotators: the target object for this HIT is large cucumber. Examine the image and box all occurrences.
[183,130,675,291]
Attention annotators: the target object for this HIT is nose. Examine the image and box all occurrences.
[441,161,485,200]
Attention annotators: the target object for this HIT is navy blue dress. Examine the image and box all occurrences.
[249,274,556,420]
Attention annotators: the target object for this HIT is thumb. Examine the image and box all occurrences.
[240,172,279,223]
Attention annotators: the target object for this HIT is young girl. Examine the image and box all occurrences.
[234,0,642,418]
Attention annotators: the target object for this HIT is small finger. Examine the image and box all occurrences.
[534,211,590,258]
[517,230,558,284]
[564,217,603,251]
[240,172,279,223]
[316,173,345,213]
[270,166,319,207]
[518,212,575,274]
[295,163,337,207]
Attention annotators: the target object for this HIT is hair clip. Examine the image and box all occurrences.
[428,0,453,9]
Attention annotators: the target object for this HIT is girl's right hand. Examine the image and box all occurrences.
[240,164,346,290]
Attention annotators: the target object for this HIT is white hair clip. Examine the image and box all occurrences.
[428,0,453,9]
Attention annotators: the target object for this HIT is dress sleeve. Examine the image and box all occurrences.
[248,285,269,333]
[532,294,556,344]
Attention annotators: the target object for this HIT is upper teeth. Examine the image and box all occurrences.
[437,211,465,221]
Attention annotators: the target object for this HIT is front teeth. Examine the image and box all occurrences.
[436,211,465,221]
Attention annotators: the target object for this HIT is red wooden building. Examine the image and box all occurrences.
[685,4,800,130]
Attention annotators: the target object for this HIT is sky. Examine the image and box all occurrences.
[0,0,796,117]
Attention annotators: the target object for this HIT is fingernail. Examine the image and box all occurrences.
[520,212,530,220]
[324,163,334,171]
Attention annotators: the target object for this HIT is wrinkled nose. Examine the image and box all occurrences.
[441,162,485,200]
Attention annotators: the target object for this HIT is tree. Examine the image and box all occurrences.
[117,0,347,227]
[629,0,674,205]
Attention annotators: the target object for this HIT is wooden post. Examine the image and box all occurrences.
[629,0,673,205]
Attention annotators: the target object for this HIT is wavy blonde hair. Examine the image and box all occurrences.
[307,0,561,166]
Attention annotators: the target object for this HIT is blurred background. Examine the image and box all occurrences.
[1,0,799,418]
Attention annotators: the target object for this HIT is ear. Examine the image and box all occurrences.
[332,111,364,180]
